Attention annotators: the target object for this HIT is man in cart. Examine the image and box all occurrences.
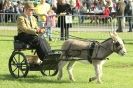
[16,1,51,62]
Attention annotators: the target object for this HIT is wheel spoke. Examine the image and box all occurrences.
[49,70,50,75]
[11,61,17,66]
[21,59,25,64]
[19,67,25,75]
[13,57,17,63]
[18,55,20,63]
[18,68,20,77]
[12,67,17,73]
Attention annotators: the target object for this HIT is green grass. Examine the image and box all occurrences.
[0,32,133,88]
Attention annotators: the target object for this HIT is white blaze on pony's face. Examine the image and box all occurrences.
[110,32,127,56]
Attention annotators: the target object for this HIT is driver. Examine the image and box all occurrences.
[16,1,50,61]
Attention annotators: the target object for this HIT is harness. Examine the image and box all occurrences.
[63,38,123,63]
[64,41,97,63]
[87,41,97,63]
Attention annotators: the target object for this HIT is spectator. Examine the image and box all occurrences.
[103,4,110,16]
[79,2,87,23]
[0,0,3,11]
[51,0,57,12]
[13,1,24,21]
[75,0,82,14]
[0,0,4,22]
[52,0,57,8]
[3,0,13,22]
[116,0,126,32]
[103,0,113,12]
[35,0,51,39]
[69,0,77,19]
[101,4,110,23]
[76,0,82,10]
[45,7,56,41]
[85,0,93,11]
[56,0,72,40]
[35,0,50,28]
[90,0,102,24]
[16,1,50,61]
[15,1,23,15]
[125,0,133,32]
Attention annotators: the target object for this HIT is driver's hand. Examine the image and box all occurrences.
[39,29,45,33]
[36,28,45,34]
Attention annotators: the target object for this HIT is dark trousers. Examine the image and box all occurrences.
[117,17,123,32]
[17,33,50,61]
[128,18,133,32]
[61,26,69,40]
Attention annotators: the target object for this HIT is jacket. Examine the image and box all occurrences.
[17,14,38,35]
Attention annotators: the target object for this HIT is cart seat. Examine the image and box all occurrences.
[14,36,35,50]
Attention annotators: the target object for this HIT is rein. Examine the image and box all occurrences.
[98,38,114,52]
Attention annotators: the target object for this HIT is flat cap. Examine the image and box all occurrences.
[23,1,35,9]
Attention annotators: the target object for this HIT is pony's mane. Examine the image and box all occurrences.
[101,38,112,43]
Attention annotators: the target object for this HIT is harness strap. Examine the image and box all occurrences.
[87,42,96,63]
[64,41,97,63]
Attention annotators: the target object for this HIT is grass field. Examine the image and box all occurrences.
[0,32,133,88]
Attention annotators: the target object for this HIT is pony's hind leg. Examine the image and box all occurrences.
[67,61,76,81]
[57,60,67,80]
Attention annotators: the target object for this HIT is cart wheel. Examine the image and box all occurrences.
[8,51,29,78]
[41,68,58,76]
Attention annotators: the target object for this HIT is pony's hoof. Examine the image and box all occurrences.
[57,77,61,80]
[70,78,75,81]
[71,79,76,82]
[89,78,94,82]
[89,78,92,82]
[89,77,96,82]
[97,81,102,84]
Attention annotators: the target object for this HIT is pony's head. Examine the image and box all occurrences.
[110,32,127,56]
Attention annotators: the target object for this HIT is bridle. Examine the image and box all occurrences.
[91,38,124,60]
[98,38,123,54]
[112,41,124,54]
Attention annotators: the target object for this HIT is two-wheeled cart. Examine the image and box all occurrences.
[8,36,61,78]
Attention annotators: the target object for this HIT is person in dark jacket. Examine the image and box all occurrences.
[125,0,133,32]
[56,0,72,40]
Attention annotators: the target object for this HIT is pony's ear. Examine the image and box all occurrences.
[109,32,116,40]
[113,32,118,36]
[109,32,114,37]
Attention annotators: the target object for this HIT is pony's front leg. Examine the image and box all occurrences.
[94,63,102,83]
[89,60,103,83]
[67,61,76,81]
[92,60,106,83]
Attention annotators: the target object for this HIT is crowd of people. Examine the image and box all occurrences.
[0,0,133,34]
